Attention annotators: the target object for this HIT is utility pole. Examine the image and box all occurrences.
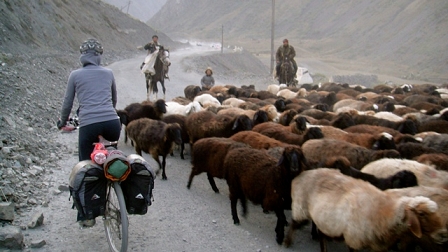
[221,25,224,54]
[126,0,131,14]
[270,0,275,75]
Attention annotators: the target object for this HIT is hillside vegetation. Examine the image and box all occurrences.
[149,0,448,83]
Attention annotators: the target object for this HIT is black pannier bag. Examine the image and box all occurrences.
[69,161,107,221]
[121,154,156,215]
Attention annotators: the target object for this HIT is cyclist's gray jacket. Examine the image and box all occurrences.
[60,52,118,127]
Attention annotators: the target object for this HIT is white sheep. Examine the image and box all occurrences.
[284,168,448,251]
[221,97,246,107]
[266,83,287,95]
[276,88,307,100]
[165,101,203,117]
[361,158,448,190]
[374,111,404,122]
[193,93,221,108]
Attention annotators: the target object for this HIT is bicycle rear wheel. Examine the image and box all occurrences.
[104,181,129,252]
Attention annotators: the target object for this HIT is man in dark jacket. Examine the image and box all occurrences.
[275,38,297,80]
[143,35,169,78]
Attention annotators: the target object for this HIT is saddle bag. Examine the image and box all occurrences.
[103,148,131,182]
[69,161,107,221]
[120,154,156,215]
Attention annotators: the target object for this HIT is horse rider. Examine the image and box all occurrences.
[142,35,169,79]
[275,38,297,80]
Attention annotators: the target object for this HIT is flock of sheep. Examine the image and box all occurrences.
[116,81,448,251]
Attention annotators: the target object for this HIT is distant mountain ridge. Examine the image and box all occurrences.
[149,0,448,83]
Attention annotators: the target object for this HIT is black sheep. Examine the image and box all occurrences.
[126,118,181,180]
[326,156,418,190]
[223,146,308,244]
[187,137,247,192]
[162,114,189,159]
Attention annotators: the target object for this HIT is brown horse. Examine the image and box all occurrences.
[144,48,170,101]
[279,56,296,87]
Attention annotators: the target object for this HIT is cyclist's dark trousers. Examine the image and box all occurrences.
[78,119,121,161]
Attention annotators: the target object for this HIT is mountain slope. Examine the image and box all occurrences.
[0,0,175,55]
[102,0,167,22]
[149,0,448,83]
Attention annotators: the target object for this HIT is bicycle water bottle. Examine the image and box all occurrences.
[91,143,108,165]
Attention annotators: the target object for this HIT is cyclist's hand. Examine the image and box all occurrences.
[57,119,65,130]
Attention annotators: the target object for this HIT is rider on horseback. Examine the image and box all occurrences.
[143,35,170,79]
[275,39,297,81]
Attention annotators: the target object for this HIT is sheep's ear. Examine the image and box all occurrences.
[232,118,240,130]
[405,207,422,238]
[277,155,285,166]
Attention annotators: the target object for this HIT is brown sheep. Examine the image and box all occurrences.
[224,146,309,244]
[117,99,167,144]
[301,138,400,169]
[126,118,182,180]
[185,110,253,144]
[253,124,324,146]
[187,137,247,193]
[284,168,448,251]
[184,84,202,100]
[252,116,307,135]
[230,130,289,150]
[396,141,440,159]
[320,126,396,150]
[350,113,418,135]
[415,153,448,171]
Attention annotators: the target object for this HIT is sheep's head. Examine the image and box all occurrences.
[324,156,352,175]
[116,109,129,126]
[405,196,448,244]
[232,115,253,132]
[397,119,417,135]
[278,146,308,176]
[155,99,167,114]
[279,110,298,126]
[331,112,355,129]
[293,116,309,132]
[166,123,182,145]
[372,132,396,150]
[253,110,269,126]
[274,98,286,112]
[303,127,324,142]
[390,170,418,189]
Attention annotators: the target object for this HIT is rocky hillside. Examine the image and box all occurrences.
[149,0,448,83]
[103,0,167,22]
[0,0,177,56]
[0,0,180,225]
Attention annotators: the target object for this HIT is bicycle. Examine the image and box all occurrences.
[65,118,129,252]
[94,136,129,252]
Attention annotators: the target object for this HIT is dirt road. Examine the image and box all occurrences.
[20,46,349,252]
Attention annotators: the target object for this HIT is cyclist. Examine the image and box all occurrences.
[57,38,121,161]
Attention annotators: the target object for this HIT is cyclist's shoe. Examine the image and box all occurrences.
[79,219,96,228]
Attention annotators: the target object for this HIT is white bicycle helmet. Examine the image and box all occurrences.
[79,38,103,55]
